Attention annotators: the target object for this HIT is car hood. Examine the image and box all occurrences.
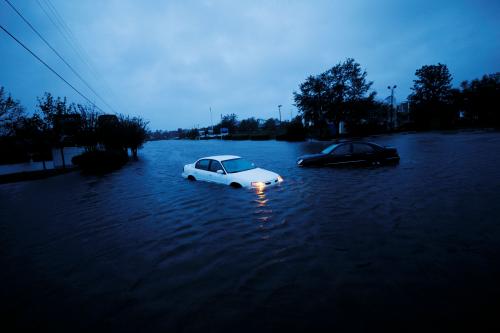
[231,167,279,182]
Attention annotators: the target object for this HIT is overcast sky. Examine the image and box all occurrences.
[1,0,499,130]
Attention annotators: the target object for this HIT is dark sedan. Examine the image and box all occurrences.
[297,141,400,167]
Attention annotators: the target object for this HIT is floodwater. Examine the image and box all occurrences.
[1,131,500,332]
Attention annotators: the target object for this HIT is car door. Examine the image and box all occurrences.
[327,143,353,165]
[352,143,377,165]
[208,160,227,185]
[194,159,211,181]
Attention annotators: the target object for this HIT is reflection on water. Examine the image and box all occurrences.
[1,131,500,332]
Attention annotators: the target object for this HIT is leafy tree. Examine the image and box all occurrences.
[294,58,375,137]
[96,114,122,151]
[14,114,52,168]
[408,63,453,129]
[238,117,259,133]
[459,73,500,127]
[219,113,238,133]
[119,115,149,159]
[0,86,25,136]
[74,104,101,151]
[36,93,77,167]
[186,128,199,139]
[37,92,73,130]
[276,116,307,141]
[294,75,327,130]
[262,118,278,132]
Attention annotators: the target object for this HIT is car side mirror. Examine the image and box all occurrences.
[216,170,224,174]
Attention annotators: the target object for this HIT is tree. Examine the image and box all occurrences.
[238,117,259,133]
[119,115,149,159]
[275,116,307,141]
[74,104,101,151]
[0,86,25,136]
[262,118,278,132]
[294,58,375,137]
[186,128,199,140]
[294,75,327,130]
[219,113,238,133]
[96,114,122,151]
[37,92,73,130]
[14,114,52,168]
[459,73,500,127]
[408,63,453,129]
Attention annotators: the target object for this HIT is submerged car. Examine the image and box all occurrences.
[182,155,283,189]
[296,141,400,167]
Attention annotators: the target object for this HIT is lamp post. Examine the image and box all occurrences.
[209,107,213,134]
[278,104,282,124]
[387,85,397,129]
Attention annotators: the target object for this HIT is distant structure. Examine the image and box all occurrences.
[397,101,411,127]
[53,114,84,168]
[387,85,397,129]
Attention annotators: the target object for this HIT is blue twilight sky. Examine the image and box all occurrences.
[1,0,499,130]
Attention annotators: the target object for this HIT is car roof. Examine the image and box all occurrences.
[198,155,241,162]
[330,141,380,146]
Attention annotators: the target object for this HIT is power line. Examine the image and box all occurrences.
[35,0,92,75]
[38,0,122,109]
[35,0,122,109]
[3,0,117,114]
[45,0,84,55]
[38,0,98,79]
[0,23,105,112]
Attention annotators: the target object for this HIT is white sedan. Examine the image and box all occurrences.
[182,155,283,189]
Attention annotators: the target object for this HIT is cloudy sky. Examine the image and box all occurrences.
[1,0,499,130]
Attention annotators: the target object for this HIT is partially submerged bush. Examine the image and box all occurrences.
[72,150,128,174]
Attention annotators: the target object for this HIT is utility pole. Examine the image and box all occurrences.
[209,107,213,133]
[387,85,397,129]
[278,104,282,123]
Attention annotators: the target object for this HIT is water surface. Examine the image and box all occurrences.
[1,131,500,331]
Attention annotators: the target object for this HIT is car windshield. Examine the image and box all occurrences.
[321,144,340,154]
[222,158,256,173]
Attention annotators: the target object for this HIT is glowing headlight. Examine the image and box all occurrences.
[277,176,283,182]
[251,182,265,188]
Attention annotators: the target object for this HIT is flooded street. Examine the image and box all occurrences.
[1,131,500,331]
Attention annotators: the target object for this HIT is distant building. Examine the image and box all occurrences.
[97,114,119,127]
[55,114,82,146]
[326,120,346,135]
[397,101,411,126]
[339,121,346,134]
[52,114,85,168]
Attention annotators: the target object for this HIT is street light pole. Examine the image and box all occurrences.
[209,107,213,133]
[278,104,282,124]
[387,85,397,129]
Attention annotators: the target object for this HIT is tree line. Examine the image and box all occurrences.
[0,88,148,166]
[294,58,499,138]
[148,114,306,141]
[156,58,498,142]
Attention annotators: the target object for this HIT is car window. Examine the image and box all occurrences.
[222,158,256,173]
[195,159,210,170]
[332,144,351,155]
[353,143,375,154]
[321,144,340,154]
[209,160,224,173]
